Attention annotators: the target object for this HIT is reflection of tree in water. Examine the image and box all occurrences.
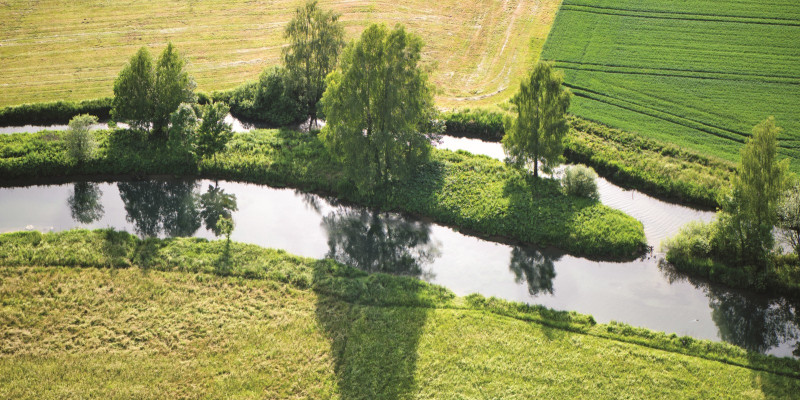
[200,184,239,236]
[708,287,798,354]
[68,182,104,224]
[322,208,441,278]
[509,246,560,296]
[118,181,238,238]
[659,260,800,355]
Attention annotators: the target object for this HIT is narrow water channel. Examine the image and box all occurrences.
[1,122,799,358]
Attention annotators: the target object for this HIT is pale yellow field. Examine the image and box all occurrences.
[0,0,562,109]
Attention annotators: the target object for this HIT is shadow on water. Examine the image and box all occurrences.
[113,180,238,238]
[659,260,800,356]
[322,207,441,279]
[509,245,562,296]
[68,182,105,224]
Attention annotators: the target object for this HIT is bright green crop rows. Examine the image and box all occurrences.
[541,0,800,170]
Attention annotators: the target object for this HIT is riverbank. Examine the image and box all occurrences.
[1,229,799,398]
[1,99,736,209]
[662,222,800,299]
[441,111,735,209]
[0,128,645,259]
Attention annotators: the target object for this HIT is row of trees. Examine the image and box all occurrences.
[104,1,579,198]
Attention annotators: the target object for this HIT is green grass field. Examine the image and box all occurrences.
[0,0,561,109]
[1,229,799,398]
[541,0,800,170]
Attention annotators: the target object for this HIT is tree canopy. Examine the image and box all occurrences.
[196,102,233,162]
[717,116,789,268]
[502,61,571,177]
[283,0,344,125]
[321,23,439,193]
[112,43,195,137]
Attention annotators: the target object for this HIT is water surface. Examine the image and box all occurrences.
[1,123,798,358]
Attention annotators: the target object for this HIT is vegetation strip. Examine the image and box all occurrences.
[1,229,799,390]
[0,128,646,259]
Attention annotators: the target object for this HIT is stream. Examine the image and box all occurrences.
[1,121,798,358]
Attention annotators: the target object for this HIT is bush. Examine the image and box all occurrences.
[227,66,304,126]
[65,114,98,162]
[0,98,112,126]
[562,164,599,200]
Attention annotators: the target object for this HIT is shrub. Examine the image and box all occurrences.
[439,108,505,141]
[65,114,98,162]
[227,66,304,126]
[0,98,112,126]
[562,164,599,200]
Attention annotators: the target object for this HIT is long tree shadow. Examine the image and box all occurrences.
[315,206,443,399]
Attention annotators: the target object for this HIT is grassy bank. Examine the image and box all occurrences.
[0,0,561,109]
[541,0,800,171]
[662,222,800,299]
[441,109,735,208]
[0,128,645,259]
[1,229,800,398]
[564,117,735,209]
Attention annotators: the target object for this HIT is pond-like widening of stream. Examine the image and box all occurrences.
[1,122,798,358]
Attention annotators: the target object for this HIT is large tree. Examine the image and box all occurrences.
[283,0,344,126]
[501,61,571,178]
[718,116,789,267]
[321,24,438,193]
[112,43,195,137]
[112,47,155,132]
[153,42,196,138]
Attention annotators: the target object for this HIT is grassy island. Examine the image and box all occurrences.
[0,128,646,259]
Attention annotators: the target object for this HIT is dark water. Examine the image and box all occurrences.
[1,122,799,358]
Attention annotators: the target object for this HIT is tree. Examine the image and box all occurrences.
[718,117,789,267]
[112,47,154,131]
[196,102,233,163]
[112,43,195,136]
[283,0,344,126]
[321,23,439,193]
[153,42,196,138]
[778,183,800,256]
[168,103,200,154]
[501,61,571,178]
[65,114,98,163]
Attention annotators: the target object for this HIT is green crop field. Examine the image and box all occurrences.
[541,0,800,170]
[0,0,561,109]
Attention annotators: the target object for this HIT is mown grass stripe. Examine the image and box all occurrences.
[560,4,800,27]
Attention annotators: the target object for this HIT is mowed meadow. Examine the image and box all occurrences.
[541,0,800,170]
[0,0,561,109]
